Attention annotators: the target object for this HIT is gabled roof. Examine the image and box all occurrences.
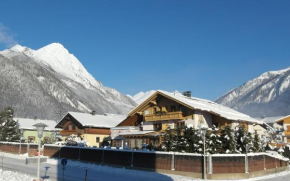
[128,90,262,124]
[255,116,285,124]
[56,112,128,129]
[15,118,59,131]
[275,115,290,123]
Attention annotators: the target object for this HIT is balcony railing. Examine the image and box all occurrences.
[144,111,185,122]
[59,130,79,136]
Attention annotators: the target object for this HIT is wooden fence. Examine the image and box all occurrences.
[0,142,38,155]
[43,145,289,179]
[0,142,288,179]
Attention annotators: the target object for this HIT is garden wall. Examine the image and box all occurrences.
[0,142,38,155]
[43,145,289,179]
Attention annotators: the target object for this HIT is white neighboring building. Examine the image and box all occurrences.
[56,112,127,147]
[15,118,60,143]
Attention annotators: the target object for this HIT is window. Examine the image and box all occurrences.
[113,140,122,147]
[28,136,35,143]
[96,137,100,143]
[171,105,176,112]
[175,122,185,127]
[44,137,49,142]
[153,123,162,131]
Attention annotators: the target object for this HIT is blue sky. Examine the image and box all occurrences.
[0,1,289,100]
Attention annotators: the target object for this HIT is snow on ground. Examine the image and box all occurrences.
[0,169,50,181]
[1,152,290,181]
[46,157,290,181]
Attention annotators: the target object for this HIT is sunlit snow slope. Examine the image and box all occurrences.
[0,43,136,120]
[215,67,290,117]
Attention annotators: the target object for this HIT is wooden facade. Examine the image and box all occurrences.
[56,113,111,147]
[276,116,290,143]
[115,91,257,149]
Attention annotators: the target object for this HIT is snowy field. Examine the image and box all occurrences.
[0,152,289,181]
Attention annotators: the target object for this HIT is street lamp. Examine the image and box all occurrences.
[19,129,24,154]
[33,123,47,181]
[200,125,208,180]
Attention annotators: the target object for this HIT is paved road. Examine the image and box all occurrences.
[0,156,173,181]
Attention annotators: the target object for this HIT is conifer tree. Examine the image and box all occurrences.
[221,125,236,153]
[0,107,20,142]
[164,127,173,151]
[252,131,261,152]
[235,125,254,153]
[176,125,187,152]
[184,126,195,153]
[192,128,204,154]
[206,125,222,154]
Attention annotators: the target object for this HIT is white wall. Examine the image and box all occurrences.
[143,122,154,131]
[193,110,213,128]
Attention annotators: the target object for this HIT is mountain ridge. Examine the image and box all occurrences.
[0,43,137,120]
[215,67,290,117]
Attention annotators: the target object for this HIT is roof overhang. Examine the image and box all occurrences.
[276,115,290,123]
[55,113,84,129]
[128,91,260,124]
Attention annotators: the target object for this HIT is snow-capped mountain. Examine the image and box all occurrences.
[0,43,137,120]
[131,90,156,105]
[131,90,186,105]
[215,67,290,117]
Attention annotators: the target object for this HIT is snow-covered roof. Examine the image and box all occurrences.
[275,115,290,123]
[130,90,262,124]
[119,131,155,136]
[66,112,128,128]
[111,126,139,130]
[255,116,285,124]
[15,118,59,131]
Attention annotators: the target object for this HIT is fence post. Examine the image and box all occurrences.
[208,154,212,174]
[131,151,134,167]
[245,154,249,173]
[78,148,81,160]
[59,146,61,158]
[27,143,29,154]
[102,149,105,164]
[263,155,266,170]
[171,153,175,171]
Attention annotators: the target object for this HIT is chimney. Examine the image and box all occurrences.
[261,115,266,119]
[182,91,191,98]
[91,111,96,115]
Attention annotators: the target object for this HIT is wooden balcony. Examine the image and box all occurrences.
[144,111,185,122]
[283,131,290,136]
[59,130,79,136]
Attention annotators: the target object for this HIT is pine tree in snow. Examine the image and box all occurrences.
[235,125,254,153]
[0,107,20,142]
[192,128,204,154]
[206,125,222,154]
[164,127,174,151]
[175,125,187,152]
[221,125,236,153]
[252,131,261,152]
[183,126,195,153]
